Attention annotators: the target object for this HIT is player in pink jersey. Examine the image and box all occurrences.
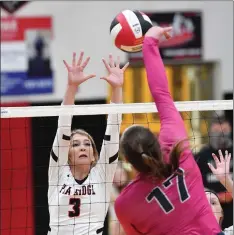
[115,26,223,235]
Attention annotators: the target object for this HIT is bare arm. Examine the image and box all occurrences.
[51,84,76,166]
[63,85,77,105]
[96,55,128,180]
[49,52,95,182]
[49,85,76,172]
[221,176,233,195]
[111,87,122,103]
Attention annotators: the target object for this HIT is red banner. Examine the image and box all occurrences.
[0,103,34,235]
[1,17,52,42]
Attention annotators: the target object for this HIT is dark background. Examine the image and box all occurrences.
[224,92,233,135]
[148,11,202,59]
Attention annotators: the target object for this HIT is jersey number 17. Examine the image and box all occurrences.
[146,168,190,214]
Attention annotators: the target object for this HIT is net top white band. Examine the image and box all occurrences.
[1,100,233,118]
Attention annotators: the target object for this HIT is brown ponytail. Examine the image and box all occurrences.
[139,140,187,180]
[169,139,188,172]
[120,125,189,180]
[141,152,172,180]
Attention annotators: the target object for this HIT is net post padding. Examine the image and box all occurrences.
[1,100,233,118]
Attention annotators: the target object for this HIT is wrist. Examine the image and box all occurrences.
[219,175,231,184]
[66,84,78,96]
[112,86,122,91]
[111,86,122,103]
[67,84,78,90]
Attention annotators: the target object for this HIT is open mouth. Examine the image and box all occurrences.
[79,154,88,158]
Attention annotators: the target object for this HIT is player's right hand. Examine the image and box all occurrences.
[63,52,96,86]
[145,26,172,41]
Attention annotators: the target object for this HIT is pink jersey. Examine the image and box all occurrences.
[114,37,222,235]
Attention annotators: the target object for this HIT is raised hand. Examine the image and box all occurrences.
[101,54,129,88]
[63,52,95,86]
[208,150,231,182]
[145,26,173,41]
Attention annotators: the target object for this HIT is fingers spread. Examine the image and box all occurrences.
[109,54,115,67]
[100,76,108,81]
[72,52,76,67]
[85,74,96,80]
[225,151,231,166]
[208,163,216,173]
[102,58,111,72]
[227,152,232,161]
[122,62,129,71]
[63,60,70,71]
[219,149,224,162]
[212,153,220,166]
[116,56,120,68]
[77,51,84,66]
[81,57,91,70]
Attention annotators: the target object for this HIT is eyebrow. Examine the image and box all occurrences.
[72,139,90,142]
[206,192,219,201]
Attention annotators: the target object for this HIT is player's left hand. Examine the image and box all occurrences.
[208,150,231,182]
[101,54,129,88]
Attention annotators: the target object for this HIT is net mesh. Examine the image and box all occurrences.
[1,100,233,235]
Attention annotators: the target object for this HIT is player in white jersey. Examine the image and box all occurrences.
[47,52,129,235]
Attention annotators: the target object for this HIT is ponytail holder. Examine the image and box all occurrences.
[141,152,147,157]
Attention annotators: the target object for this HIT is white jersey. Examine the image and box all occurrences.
[224,226,233,235]
[47,109,121,235]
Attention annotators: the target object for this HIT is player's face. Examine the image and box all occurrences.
[205,192,223,224]
[69,134,95,167]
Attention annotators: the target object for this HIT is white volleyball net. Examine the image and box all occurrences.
[1,100,233,235]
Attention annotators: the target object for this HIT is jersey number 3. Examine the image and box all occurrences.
[69,198,81,217]
[146,168,190,214]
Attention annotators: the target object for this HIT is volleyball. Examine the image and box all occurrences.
[110,10,153,53]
